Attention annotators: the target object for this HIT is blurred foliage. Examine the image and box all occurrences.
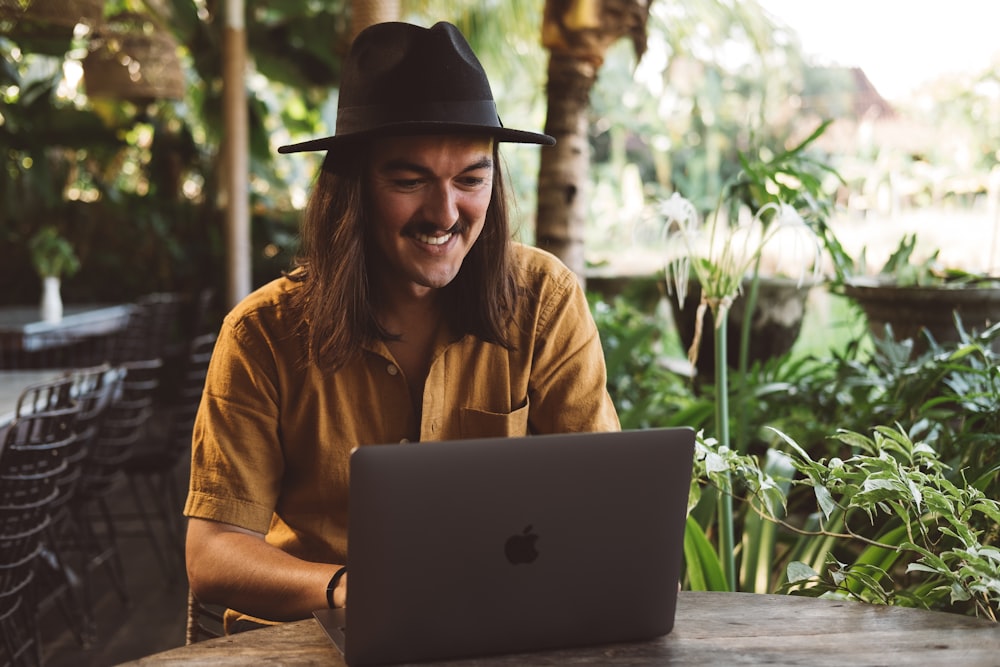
[0,0,354,308]
[856,233,1000,288]
[584,1,1000,273]
[589,292,713,430]
[594,290,1000,616]
[29,224,80,277]
[0,0,553,309]
[3,0,997,319]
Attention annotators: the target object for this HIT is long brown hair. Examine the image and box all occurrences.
[290,139,518,371]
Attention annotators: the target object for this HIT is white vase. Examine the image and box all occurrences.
[41,275,63,323]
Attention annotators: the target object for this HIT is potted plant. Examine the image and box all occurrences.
[842,233,1000,354]
[659,184,824,589]
[29,225,80,322]
[669,121,844,376]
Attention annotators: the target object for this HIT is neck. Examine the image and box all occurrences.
[375,281,444,336]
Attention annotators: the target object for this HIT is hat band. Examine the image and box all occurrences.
[336,100,502,135]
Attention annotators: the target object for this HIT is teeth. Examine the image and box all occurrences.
[414,232,453,246]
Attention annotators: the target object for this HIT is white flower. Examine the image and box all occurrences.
[658,192,823,368]
[659,193,701,305]
[659,192,700,232]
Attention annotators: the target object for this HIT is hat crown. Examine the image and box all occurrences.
[277,21,554,153]
[333,21,499,135]
[343,21,492,108]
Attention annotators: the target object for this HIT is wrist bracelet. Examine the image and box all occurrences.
[326,566,347,609]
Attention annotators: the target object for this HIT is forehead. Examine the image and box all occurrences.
[369,134,495,166]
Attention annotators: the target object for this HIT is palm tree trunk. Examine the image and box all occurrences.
[535,50,598,280]
[536,0,652,281]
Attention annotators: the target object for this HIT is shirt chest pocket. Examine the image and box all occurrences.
[459,400,529,438]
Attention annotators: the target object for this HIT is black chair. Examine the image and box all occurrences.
[112,293,184,365]
[120,333,216,574]
[72,359,162,604]
[184,588,225,645]
[1,522,48,667]
[48,366,123,525]
[35,364,125,646]
[0,375,80,667]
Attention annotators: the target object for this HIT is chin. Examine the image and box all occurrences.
[411,261,464,290]
[417,274,459,290]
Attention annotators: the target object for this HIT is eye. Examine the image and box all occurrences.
[457,174,489,189]
[391,178,423,189]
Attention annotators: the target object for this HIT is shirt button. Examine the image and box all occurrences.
[386,363,398,376]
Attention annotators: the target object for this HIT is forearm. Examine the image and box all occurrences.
[186,517,346,621]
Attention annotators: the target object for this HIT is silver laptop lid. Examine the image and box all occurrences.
[317,427,695,666]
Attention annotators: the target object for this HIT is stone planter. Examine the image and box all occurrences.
[843,278,1000,354]
[671,275,814,375]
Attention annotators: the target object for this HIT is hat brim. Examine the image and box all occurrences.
[277,122,555,154]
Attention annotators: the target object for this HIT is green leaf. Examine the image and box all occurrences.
[832,430,875,453]
[786,560,819,583]
[846,522,908,596]
[741,503,777,593]
[683,515,729,592]
[972,501,1000,524]
[814,484,836,520]
[950,583,972,603]
[906,563,941,575]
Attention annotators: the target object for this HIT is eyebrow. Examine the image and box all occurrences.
[379,156,494,176]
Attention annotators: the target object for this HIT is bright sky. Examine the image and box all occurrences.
[758,0,1000,101]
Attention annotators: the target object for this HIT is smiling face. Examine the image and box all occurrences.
[365,134,495,300]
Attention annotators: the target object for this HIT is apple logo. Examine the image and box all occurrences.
[504,524,540,564]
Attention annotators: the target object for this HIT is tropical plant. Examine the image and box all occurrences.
[661,193,821,361]
[656,188,821,590]
[727,120,849,282]
[28,225,80,278]
[649,121,843,364]
[688,421,1000,620]
[589,293,713,431]
[854,233,1000,288]
[595,280,1000,616]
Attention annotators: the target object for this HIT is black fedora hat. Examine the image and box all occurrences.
[277,21,554,154]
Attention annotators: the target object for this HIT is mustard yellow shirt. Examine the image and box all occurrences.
[184,243,620,568]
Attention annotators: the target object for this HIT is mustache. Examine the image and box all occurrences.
[403,220,465,236]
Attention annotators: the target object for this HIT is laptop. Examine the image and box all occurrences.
[313,427,695,666]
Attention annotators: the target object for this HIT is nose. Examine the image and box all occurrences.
[421,182,460,228]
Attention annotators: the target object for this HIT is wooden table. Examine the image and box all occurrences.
[0,303,131,368]
[123,591,1000,666]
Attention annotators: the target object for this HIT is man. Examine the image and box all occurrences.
[184,21,620,631]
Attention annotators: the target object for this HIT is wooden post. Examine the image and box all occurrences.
[223,0,251,308]
[349,0,400,42]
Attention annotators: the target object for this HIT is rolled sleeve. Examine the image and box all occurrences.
[525,257,621,434]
